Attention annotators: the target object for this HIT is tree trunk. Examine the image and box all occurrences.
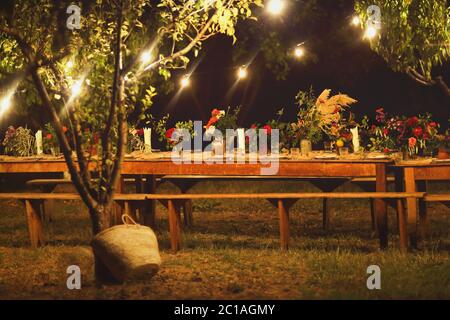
[90,202,119,284]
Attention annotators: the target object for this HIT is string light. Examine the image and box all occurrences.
[294,46,305,58]
[70,79,83,98]
[66,60,74,71]
[237,66,248,79]
[364,25,377,39]
[180,75,191,88]
[0,93,13,117]
[140,51,152,64]
[351,16,361,27]
[267,0,284,15]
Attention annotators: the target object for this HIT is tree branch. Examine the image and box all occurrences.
[3,24,99,215]
[435,76,450,100]
[406,67,435,86]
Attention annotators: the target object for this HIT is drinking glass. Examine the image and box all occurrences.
[290,148,300,158]
[338,147,349,156]
[324,141,333,153]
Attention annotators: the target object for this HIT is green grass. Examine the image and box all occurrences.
[0,180,449,299]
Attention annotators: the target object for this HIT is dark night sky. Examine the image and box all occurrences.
[1,0,449,131]
[152,1,450,129]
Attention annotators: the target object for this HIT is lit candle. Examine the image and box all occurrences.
[350,127,360,153]
[36,130,43,155]
[237,128,245,153]
[144,128,152,153]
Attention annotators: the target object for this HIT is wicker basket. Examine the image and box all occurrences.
[91,215,161,283]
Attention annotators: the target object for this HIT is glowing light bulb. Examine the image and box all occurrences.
[71,80,83,98]
[267,0,284,15]
[66,60,74,70]
[180,75,191,88]
[237,67,248,79]
[294,47,305,58]
[351,16,361,26]
[0,94,12,117]
[140,51,152,64]
[364,25,377,39]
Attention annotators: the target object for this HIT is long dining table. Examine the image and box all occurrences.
[0,155,394,248]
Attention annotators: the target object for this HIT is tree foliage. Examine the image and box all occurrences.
[355,0,450,98]
[0,0,262,233]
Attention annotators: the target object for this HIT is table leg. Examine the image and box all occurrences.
[375,164,388,249]
[42,184,57,223]
[394,168,408,251]
[278,199,290,250]
[167,200,182,252]
[25,200,45,248]
[417,180,428,239]
[404,168,418,249]
[143,175,156,228]
[396,199,407,252]
[112,175,124,225]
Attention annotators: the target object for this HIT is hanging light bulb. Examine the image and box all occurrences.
[294,46,305,58]
[71,79,83,98]
[180,75,191,88]
[66,60,74,71]
[140,51,152,64]
[351,16,361,27]
[364,25,377,39]
[267,0,284,15]
[0,93,13,117]
[237,66,248,79]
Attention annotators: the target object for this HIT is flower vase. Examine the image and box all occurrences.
[212,137,224,156]
[50,146,60,156]
[300,139,312,157]
[402,148,417,161]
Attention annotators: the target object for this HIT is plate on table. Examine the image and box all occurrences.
[366,154,390,160]
[396,158,433,166]
[433,158,450,164]
[314,154,338,160]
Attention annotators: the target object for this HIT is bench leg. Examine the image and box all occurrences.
[25,200,45,248]
[167,200,182,252]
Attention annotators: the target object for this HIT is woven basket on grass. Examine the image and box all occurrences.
[92,215,161,283]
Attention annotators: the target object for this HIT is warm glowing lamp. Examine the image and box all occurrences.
[237,66,248,79]
[180,75,191,88]
[140,51,152,64]
[364,25,377,39]
[351,16,361,27]
[267,0,284,15]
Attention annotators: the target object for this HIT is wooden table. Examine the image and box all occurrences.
[393,162,450,249]
[0,157,393,248]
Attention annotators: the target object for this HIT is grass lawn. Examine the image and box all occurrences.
[0,180,449,299]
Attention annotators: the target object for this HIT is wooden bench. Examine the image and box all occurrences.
[26,179,73,222]
[159,175,397,231]
[423,194,450,207]
[0,192,424,251]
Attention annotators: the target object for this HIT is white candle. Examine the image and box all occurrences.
[36,130,43,155]
[350,127,360,153]
[237,128,245,153]
[144,128,152,153]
